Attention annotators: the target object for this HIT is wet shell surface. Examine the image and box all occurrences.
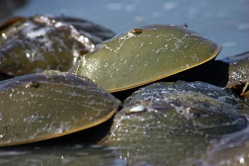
[123,81,242,106]
[72,25,221,92]
[117,81,247,137]
[53,16,116,45]
[0,15,115,77]
[102,81,247,165]
[222,51,249,99]
[0,70,120,146]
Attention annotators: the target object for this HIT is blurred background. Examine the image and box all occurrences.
[1,0,248,59]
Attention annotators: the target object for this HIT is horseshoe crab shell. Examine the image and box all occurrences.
[72,25,221,92]
[0,15,115,77]
[0,70,120,146]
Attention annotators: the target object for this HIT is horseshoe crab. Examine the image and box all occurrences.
[102,81,247,165]
[71,25,221,93]
[0,70,120,146]
[0,15,115,77]
[70,24,249,103]
[222,51,249,99]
